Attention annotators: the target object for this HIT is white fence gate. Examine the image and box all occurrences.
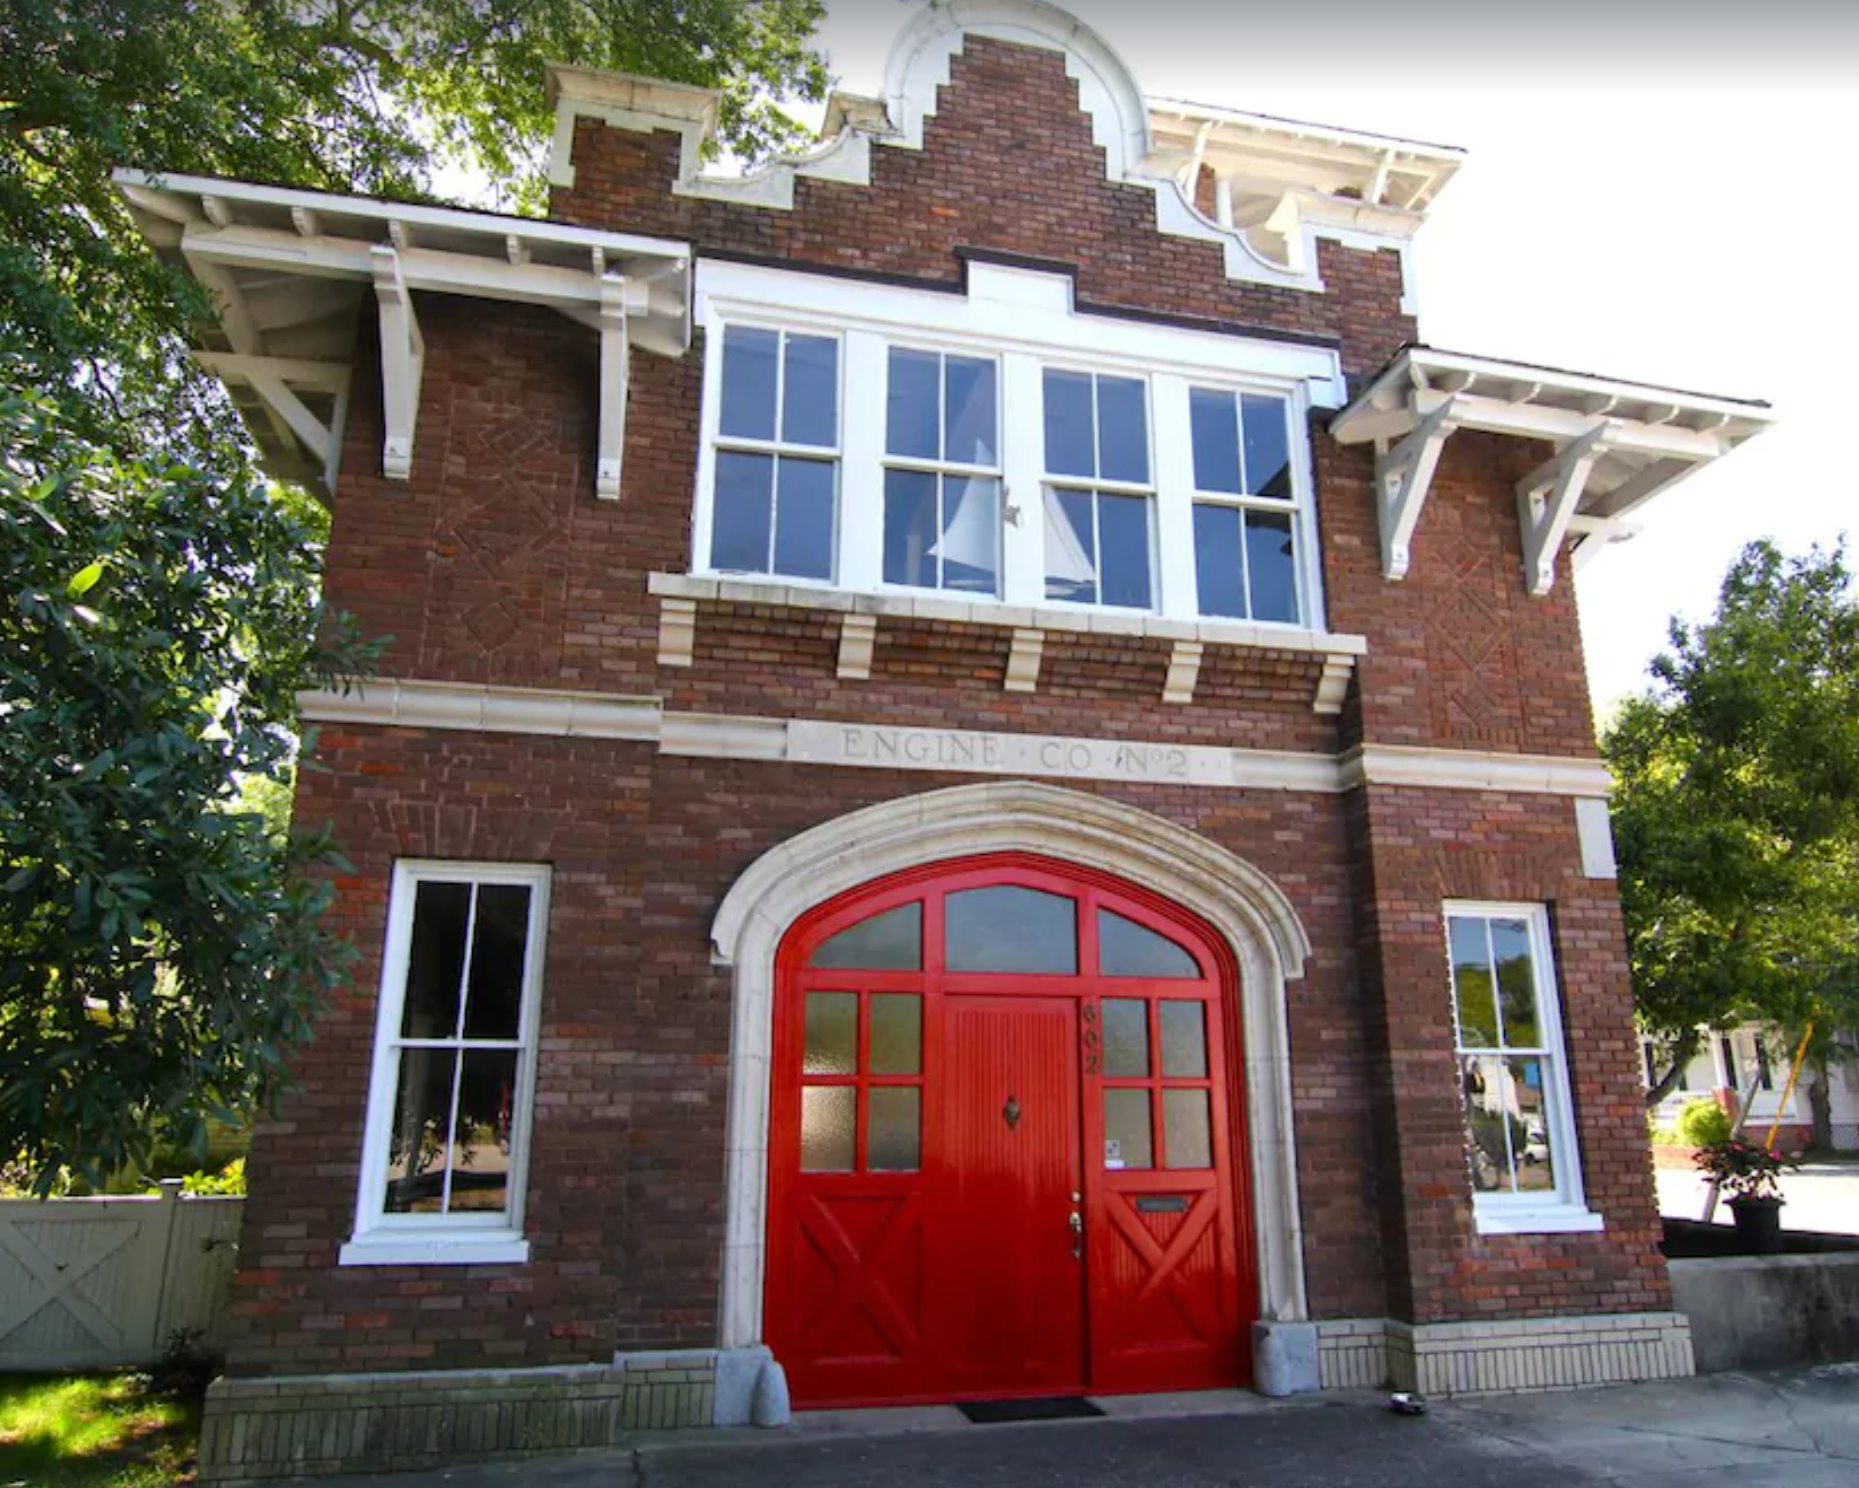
[0,1183,242,1371]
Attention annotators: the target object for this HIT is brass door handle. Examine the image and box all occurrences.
[1068,1210,1083,1260]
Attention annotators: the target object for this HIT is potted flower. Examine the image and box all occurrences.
[1694,1137,1800,1254]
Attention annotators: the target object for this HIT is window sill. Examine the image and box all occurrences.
[338,1232,530,1267]
[648,571,1365,713]
[1473,1205,1605,1236]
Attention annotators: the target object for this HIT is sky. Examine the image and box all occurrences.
[798,0,1859,723]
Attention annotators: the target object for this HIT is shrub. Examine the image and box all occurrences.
[1696,1137,1800,1201]
[1675,1097,1732,1149]
[181,1158,246,1196]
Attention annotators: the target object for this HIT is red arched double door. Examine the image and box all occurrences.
[766,853,1253,1407]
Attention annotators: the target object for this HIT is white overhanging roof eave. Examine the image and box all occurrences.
[112,169,694,504]
[1328,346,1774,595]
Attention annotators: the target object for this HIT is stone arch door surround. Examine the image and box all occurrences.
[709,781,1313,1358]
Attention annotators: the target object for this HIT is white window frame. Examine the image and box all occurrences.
[691,258,1337,630]
[1442,900,1602,1236]
[1038,363,1158,613]
[695,321,845,585]
[879,342,1006,598]
[341,860,551,1267]
[1184,383,1308,626]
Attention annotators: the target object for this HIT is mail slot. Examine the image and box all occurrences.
[1135,1195,1190,1214]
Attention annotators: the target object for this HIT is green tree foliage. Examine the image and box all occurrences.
[0,0,825,1185]
[0,394,377,1186]
[1605,540,1859,1104]
[2,0,828,446]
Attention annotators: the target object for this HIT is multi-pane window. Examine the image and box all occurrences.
[883,348,1002,595]
[709,325,840,581]
[1444,903,1594,1229]
[346,862,549,1263]
[1041,369,1155,609]
[1189,388,1301,624]
[1099,909,1212,1172]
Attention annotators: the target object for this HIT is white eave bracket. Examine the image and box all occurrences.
[113,170,692,503]
[1330,346,1774,593]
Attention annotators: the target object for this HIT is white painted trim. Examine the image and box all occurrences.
[1443,900,1597,1235]
[346,861,553,1265]
[296,683,1620,801]
[337,1236,531,1267]
[1574,797,1619,879]
[1343,744,1612,797]
[706,781,1313,1351]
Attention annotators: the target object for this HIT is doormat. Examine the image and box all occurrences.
[957,1397,1106,1424]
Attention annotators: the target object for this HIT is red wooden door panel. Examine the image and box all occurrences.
[931,995,1085,1396]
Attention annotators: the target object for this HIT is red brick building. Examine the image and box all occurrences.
[118,1,1773,1478]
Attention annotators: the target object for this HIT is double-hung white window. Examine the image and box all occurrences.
[883,347,1002,595]
[1041,369,1155,610]
[343,861,551,1266]
[693,262,1333,628]
[708,325,840,582]
[1187,388,1302,624]
[1443,902,1600,1234]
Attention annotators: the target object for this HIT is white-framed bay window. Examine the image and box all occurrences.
[1443,901,1601,1235]
[693,260,1340,627]
[341,861,551,1267]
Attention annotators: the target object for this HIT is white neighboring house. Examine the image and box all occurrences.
[1645,1027,1859,1150]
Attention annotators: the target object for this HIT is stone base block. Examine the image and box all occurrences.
[1315,1311,1696,1396]
[1251,1320,1320,1396]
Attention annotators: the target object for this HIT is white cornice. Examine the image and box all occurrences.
[298,680,1612,799]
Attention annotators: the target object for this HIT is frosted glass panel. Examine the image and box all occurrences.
[810,902,921,970]
[869,995,922,1075]
[1159,1001,1208,1078]
[803,992,857,1075]
[1102,999,1149,1078]
[1103,1088,1153,1170]
[868,1087,921,1172]
[1099,909,1198,979]
[801,1087,856,1172]
[1164,1089,1213,1169]
[945,885,1077,974]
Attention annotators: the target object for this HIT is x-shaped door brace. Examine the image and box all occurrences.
[0,1216,141,1351]
[1105,1191,1220,1335]
[793,1192,925,1358]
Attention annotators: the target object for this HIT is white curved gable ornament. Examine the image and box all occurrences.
[593,0,1320,291]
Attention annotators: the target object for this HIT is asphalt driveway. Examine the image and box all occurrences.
[312,1363,1859,1488]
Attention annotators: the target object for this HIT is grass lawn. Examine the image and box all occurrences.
[0,1373,200,1487]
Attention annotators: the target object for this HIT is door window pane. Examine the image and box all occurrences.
[869,995,922,1075]
[801,1087,856,1172]
[1244,509,1298,624]
[462,884,530,1039]
[782,335,838,448]
[1159,1001,1209,1078]
[1103,1089,1154,1170]
[719,326,778,441]
[1044,487,1098,603]
[1098,493,1153,609]
[1241,393,1292,498]
[401,882,469,1038]
[945,885,1077,974]
[944,356,998,467]
[710,451,774,572]
[1163,1089,1213,1169]
[803,992,857,1076]
[1448,916,1498,1046]
[1102,999,1150,1078]
[1043,370,1096,477]
[868,1087,921,1172]
[1099,910,1199,979]
[1096,376,1149,484]
[449,1050,517,1213]
[886,349,940,460]
[1190,388,1242,494]
[773,457,835,581]
[809,902,922,970]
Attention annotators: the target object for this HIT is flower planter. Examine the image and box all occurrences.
[1728,1195,1785,1255]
